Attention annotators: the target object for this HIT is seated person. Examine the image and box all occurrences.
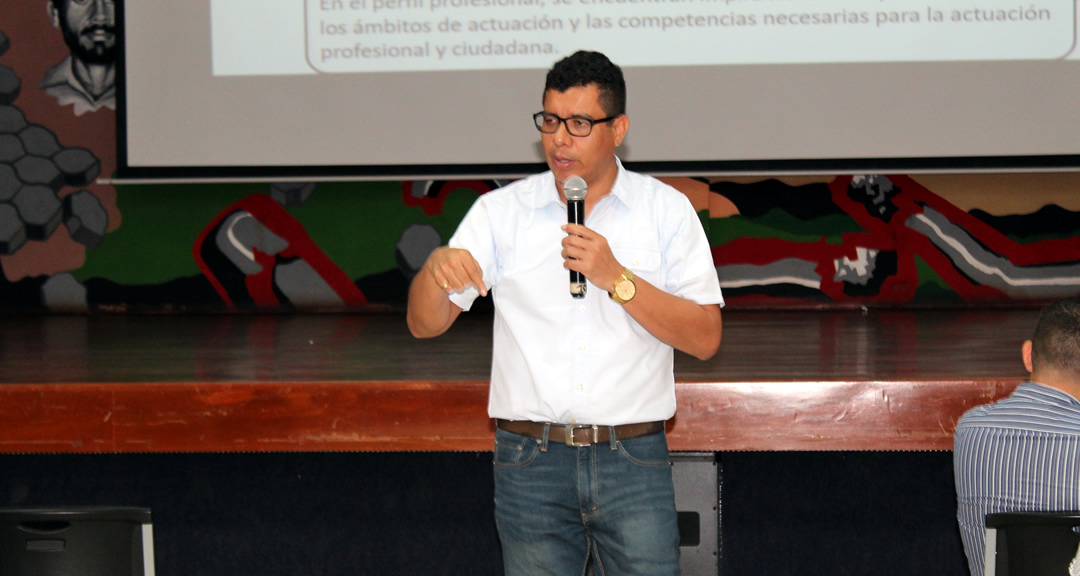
[954,297,1080,576]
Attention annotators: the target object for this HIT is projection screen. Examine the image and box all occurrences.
[116,0,1080,180]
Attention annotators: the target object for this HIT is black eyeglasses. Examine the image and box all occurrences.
[533,112,618,137]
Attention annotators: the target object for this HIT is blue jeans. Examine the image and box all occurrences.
[493,425,681,576]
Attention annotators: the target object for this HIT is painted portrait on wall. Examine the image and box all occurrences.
[40,0,116,116]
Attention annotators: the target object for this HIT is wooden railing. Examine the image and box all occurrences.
[0,309,1031,453]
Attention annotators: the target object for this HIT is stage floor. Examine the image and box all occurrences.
[0,308,1035,452]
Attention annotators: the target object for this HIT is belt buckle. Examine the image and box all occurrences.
[565,424,599,447]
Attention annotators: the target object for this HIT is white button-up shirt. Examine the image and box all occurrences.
[449,158,724,426]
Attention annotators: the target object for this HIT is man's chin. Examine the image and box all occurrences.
[74,42,117,64]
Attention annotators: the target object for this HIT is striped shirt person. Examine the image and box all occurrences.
[953,297,1080,576]
[954,383,1080,576]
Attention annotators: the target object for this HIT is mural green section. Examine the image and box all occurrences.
[434,188,486,241]
[912,255,964,303]
[1006,232,1067,245]
[709,209,862,246]
[286,181,403,278]
[286,182,480,279]
[75,181,486,286]
[75,183,263,284]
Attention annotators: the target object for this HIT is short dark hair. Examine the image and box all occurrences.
[544,51,626,118]
[1031,297,1080,377]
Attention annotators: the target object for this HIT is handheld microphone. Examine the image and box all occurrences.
[564,176,588,298]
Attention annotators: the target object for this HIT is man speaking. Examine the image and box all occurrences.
[407,50,724,575]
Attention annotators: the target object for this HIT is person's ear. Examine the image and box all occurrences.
[47,1,61,29]
[613,115,629,147]
[1022,340,1034,373]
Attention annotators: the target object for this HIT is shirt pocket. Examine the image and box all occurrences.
[612,247,662,289]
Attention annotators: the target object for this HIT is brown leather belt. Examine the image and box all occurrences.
[496,419,664,447]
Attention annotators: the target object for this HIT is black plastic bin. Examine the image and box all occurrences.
[0,507,153,576]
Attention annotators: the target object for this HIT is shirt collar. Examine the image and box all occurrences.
[1018,381,1080,406]
[532,156,631,210]
[609,157,633,210]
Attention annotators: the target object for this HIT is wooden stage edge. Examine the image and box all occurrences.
[0,378,1022,453]
[0,309,1036,453]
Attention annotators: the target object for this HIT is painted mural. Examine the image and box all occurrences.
[3,5,1080,313]
[710,174,1080,305]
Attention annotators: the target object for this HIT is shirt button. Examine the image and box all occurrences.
[632,259,639,266]
[578,344,587,351]
[578,384,584,391]
[579,304,587,312]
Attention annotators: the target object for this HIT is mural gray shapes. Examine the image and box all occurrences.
[19,125,61,157]
[13,185,62,240]
[0,203,26,255]
[63,189,107,249]
[717,258,822,291]
[269,182,316,207]
[407,180,436,202]
[41,0,117,115]
[53,148,100,185]
[0,106,27,133]
[0,164,17,201]
[211,207,357,310]
[0,33,15,106]
[215,211,289,275]
[906,205,1080,299]
[396,223,441,278]
[41,271,87,312]
[0,65,18,105]
[14,155,63,191]
[849,174,900,222]
[0,133,22,163]
[0,30,106,253]
[834,247,880,286]
[274,260,345,308]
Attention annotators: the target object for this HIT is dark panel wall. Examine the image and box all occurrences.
[0,451,967,576]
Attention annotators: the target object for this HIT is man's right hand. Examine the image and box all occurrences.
[423,246,487,297]
[407,246,485,338]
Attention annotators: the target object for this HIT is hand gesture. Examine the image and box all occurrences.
[423,247,487,297]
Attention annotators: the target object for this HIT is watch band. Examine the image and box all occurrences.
[609,267,636,305]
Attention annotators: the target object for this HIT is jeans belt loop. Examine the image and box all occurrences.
[540,422,551,452]
[608,425,618,450]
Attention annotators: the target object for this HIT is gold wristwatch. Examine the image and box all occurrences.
[609,267,636,305]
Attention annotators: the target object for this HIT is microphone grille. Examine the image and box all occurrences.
[564,176,588,201]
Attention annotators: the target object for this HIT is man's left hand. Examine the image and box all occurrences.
[561,223,622,291]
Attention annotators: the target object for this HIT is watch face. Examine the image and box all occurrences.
[615,279,635,301]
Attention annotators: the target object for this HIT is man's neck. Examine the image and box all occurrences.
[1029,371,1080,401]
[71,58,115,100]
